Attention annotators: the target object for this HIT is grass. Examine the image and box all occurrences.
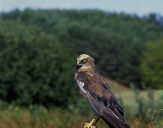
[0,102,162,128]
[108,78,163,128]
[0,105,81,128]
[0,79,162,128]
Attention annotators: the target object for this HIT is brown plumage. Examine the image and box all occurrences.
[75,54,130,128]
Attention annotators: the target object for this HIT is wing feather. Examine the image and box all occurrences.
[76,71,129,128]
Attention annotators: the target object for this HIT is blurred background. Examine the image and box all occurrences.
[0,0,163,128]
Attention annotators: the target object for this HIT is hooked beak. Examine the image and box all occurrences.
[76,64,82,70]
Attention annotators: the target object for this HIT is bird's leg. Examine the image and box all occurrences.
[84,116,101,128]
[93,116,101,126]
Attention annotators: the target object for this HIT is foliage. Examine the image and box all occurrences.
[0,20,78,107]
[0,9,163,106]
[131,88,163,128]
[140,39,163,89]
[2,9,163,87]
[0,104,84,128]
[0,89,162,128]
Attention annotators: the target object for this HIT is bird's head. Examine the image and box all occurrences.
[76,54,95,71]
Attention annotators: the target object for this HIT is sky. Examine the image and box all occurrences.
[1,0,163,16]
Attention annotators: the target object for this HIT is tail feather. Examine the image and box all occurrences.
[102,114,130,128]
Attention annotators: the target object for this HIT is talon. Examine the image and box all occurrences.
[84,119,96,128]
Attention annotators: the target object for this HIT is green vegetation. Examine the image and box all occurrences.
[0,9,163,107]
[0,89,162,128]
[141,39,163,89]
[0,9,163,127]
[1,9,163,87]
[0,19,78,107]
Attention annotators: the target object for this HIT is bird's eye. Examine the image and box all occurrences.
[82,59,87,63]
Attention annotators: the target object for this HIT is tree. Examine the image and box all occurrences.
[1,9,163,92]
[0,20,78,107]
[140,39,163,89]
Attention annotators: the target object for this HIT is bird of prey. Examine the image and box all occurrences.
[75,54,130,128]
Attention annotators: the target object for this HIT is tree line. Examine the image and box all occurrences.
[0,9,162,107]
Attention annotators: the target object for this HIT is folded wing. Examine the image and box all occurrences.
[76,71,129,128]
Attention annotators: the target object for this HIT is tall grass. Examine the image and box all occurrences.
[0,89,162,128]
[0,104,84,128]
[122,88,163,128]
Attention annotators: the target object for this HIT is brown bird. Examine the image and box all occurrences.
[75,54,130,128]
